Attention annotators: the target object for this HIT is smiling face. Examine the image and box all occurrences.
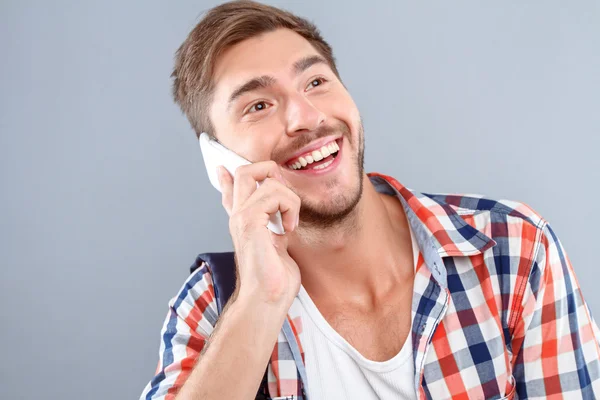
[210,28,365,228]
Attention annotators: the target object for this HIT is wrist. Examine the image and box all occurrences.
[235,285,295,314]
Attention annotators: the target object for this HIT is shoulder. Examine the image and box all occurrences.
[422,191,553,294]
[168,260,219,334]
[423,190,547,231]
[421,191,550,259]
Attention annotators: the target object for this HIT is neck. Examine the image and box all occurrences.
[288,174,414,306]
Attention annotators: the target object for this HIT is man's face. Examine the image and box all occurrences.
[209,28,365,227]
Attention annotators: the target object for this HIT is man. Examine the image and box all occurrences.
[140,1,600,399]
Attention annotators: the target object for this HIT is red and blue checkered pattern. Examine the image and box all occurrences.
[140,173,600,399]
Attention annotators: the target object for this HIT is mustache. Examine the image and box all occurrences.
[274,123,351,162]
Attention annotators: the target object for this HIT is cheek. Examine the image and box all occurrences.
[240,128,281,162]
[318,91,359,126]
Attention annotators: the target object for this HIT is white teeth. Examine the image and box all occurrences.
[312,158,334,170]
[287,140,340,170]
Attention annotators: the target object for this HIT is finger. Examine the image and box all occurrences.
[232,161,285,212]
[242,178,301,233]
[217,166,234,216]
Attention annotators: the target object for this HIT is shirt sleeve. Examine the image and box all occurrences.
[139,262,218,400]
[513,221,600,398]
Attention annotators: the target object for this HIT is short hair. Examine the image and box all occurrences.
[171,0,340,138]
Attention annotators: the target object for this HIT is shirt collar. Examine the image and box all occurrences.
[368,173,497,258]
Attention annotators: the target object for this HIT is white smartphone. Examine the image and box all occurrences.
[198,132,285,235]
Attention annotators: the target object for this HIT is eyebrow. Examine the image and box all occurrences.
[227,75,276,110]
[226,55,329,110]
[292,55,328,76]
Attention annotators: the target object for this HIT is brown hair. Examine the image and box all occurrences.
[171,0,340,138]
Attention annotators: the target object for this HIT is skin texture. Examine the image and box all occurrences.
[210,28,415,360]
[210,29,364,230]
[174,27,417,400]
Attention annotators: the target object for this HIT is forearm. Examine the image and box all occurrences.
[175,293,291,400]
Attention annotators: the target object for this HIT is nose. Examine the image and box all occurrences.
[284,92,326,137]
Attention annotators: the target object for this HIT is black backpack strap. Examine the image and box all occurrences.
[190,252,271,399]
[190,252,237,314]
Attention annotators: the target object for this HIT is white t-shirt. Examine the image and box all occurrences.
[295,222,419,399]
[295,220,419,400]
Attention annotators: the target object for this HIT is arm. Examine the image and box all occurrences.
[174,290,290,400]
[139,264,292,400]
[513,222,600,398]
[138,264,217,400]
[141,162,301,399]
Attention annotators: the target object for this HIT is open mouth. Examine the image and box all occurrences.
[285,138,342,172]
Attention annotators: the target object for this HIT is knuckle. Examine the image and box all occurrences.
[261,177,278,190]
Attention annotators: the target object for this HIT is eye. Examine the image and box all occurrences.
[306,77,327,91]
[247,101,270,114]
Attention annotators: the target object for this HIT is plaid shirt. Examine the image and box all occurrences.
[140,173,600,399]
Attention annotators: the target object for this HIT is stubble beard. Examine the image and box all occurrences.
[297,120,365,230]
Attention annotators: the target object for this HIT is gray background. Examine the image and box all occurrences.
[1,0,598,398]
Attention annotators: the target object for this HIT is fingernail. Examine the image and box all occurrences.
[296,214,300,229]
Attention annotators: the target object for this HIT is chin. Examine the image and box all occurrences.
[288,117,366,228]
[297,171,364,228]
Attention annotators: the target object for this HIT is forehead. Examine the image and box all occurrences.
[212,28,323,95]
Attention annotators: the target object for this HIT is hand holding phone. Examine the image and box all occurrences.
[199,133,285,235]
[199,132,302,306]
